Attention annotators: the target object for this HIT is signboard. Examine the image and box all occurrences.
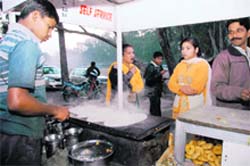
[57,4,115,31]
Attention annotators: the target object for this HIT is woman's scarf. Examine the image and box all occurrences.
[106,62,144,105]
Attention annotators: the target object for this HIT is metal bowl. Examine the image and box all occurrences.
[44,134,64,158]
[64,127,83,136]
[68,139,114,166]
[64,127,84,148]
[44,133,62,142]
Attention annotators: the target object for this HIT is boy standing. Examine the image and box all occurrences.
[0,1,69,165]
[144,52,166,116]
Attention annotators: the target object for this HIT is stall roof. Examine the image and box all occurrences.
[118,0,250,32]
[3,0,250,32]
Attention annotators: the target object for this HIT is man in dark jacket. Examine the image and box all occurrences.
[86,61,100,83]
[211,17,250,110]
[144,52,166,116]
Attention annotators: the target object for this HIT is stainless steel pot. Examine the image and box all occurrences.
[44,134,64,158]
[64,127,83,148]
[68,139,114,166]
[45,116,69,135]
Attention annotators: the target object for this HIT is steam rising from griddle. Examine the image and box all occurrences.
[69,95,148,127]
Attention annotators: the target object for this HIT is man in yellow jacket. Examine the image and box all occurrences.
[106,44,144,105]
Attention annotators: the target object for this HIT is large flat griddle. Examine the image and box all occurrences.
[70,115,173,140]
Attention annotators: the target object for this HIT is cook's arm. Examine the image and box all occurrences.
[8,88,69,121]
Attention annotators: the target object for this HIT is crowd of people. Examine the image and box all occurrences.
[106,17,250,118]
[0,0,249,165]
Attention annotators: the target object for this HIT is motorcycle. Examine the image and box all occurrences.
[62,79,105,102]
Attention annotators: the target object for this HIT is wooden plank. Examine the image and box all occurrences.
[178,106,250,135]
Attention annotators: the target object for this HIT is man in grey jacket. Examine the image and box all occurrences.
[211,17,250,110]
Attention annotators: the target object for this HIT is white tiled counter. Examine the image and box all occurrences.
[174,106,250,166]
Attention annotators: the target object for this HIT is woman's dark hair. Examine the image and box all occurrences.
[19,0,59,24]
[122,44,133,55]
[180,37,201,57]
[226,17,250,30]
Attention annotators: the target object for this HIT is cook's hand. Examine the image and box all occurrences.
[241,89,250,101]
[52,106,70,122]
[180,85,197,95]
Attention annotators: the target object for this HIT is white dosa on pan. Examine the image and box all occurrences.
[70,105,147,127]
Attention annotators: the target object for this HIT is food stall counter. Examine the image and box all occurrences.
[174,106,250,166]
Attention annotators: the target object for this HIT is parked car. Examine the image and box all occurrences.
[69,67,107,85]
[42,66,62,89]
[69,67,88,84]
[97,75,108,84]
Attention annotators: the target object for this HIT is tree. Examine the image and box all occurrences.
[57,25,116,47]
[58,23,69,82]
[157,28,177,75]
[156,20,229,74]
[123,30,162,62]
[123,30,162,72]
[56,24,116,82]
[82,37,116,66]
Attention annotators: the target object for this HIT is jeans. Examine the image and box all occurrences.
[149,95,161,116]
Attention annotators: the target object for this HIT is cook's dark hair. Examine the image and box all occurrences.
[122,44,133,55]
[19,0,59,24]
[226,17,250,30]
[153,51,163,59]
[180,37,201,57]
